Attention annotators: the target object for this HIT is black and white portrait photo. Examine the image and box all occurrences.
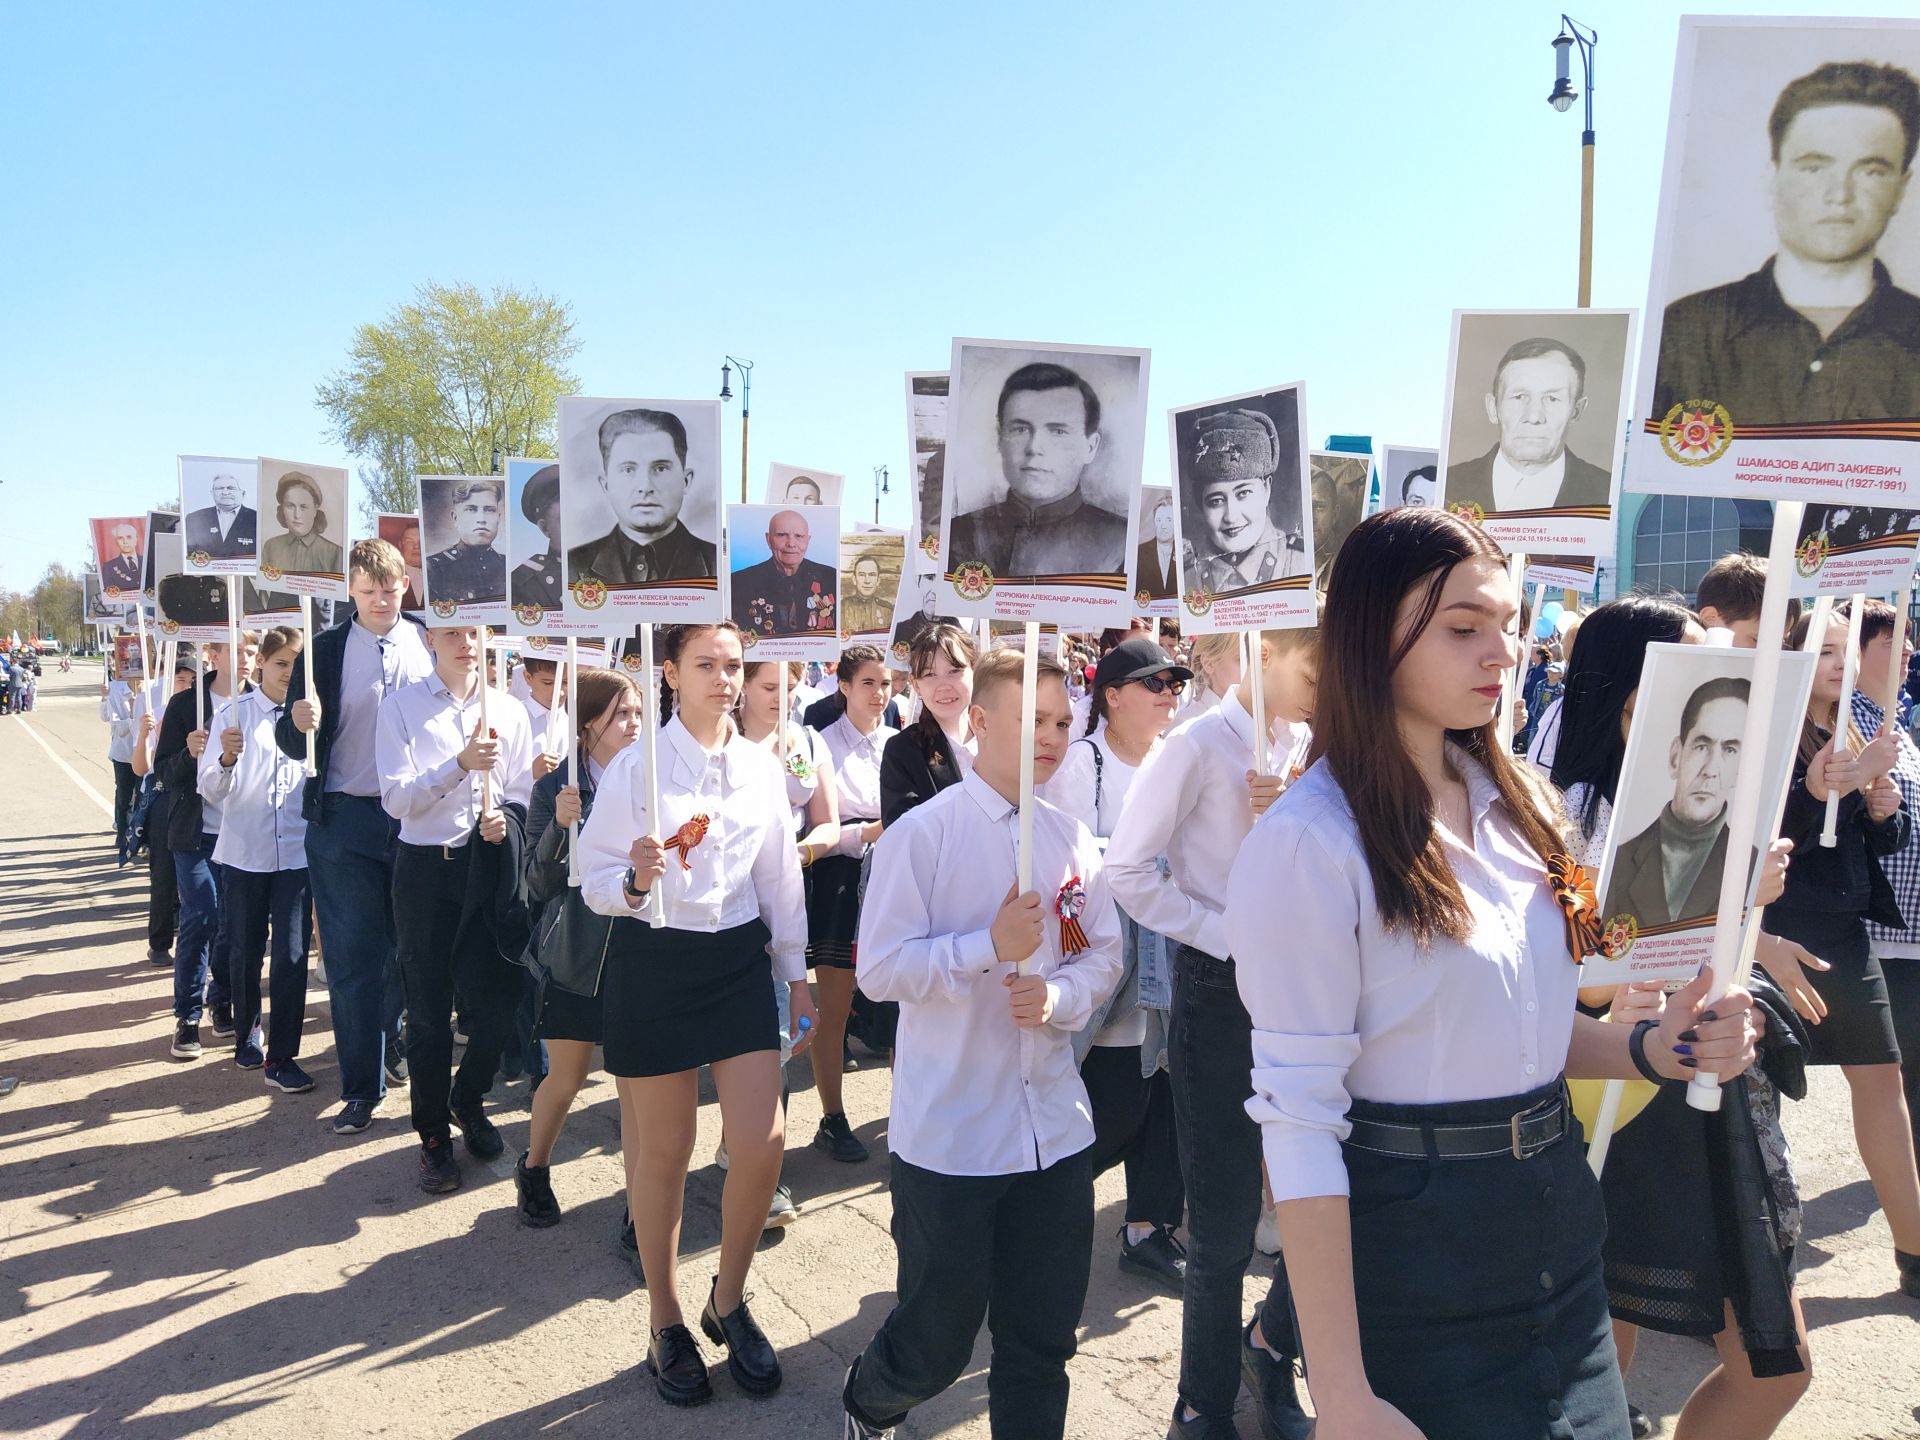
[887,580,958,668]
[257,458,349,599]
[906,371,948,574]
[177,455,259,574]
[942,338,1148,621]
[1378,444,1440,513]
[142,510,179,602]
[727,503,839,644]
[1135,486,1177,606]
[559,396,723,622]
[1172,392,1309,600]
[1439,310,1633,554]
[1791,501,1920,596]
[840,527,906,641]
[1583,642,1816,985]
[418,475,508,614]
[505,457,569,621]
[156,570,234,641]
[1634,19,1920,506]
[1311,451,1370,585]
[765,462,844,509]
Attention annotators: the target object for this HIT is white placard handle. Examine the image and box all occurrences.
[565,636,581,887]
[1247,631,1269,777]
[1497,552,1526,751]
[1820,595,1865,848]
[299,595,318,777]
[641,624,665,930]
[1016,621,1039,976]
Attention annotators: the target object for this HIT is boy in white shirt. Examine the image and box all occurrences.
[841,647,1123,1440]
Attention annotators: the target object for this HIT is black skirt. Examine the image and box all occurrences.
[1344,1080,1629,1440]
[1765,911,1901,1066]
[806,852,864,969]
[601,918,778,1077]
[535,979,602,1045]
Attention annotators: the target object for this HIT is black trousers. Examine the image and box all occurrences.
[1886,959,1920,1171]
[846,1149,1094,1438]
[146,788,177,953]
[1083,1043,1184,1229]
[392,842,511,1143]
[225,867,313,1064]
[111,760,137,847]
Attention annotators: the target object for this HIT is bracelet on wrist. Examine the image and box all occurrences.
[1627,1018,1667,1085]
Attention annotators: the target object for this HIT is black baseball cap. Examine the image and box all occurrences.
[1093,636,1192,691]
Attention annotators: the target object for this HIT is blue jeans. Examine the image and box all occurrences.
[171,832,232,1024]
[226,867,313,1063]
[306,793,405,1106]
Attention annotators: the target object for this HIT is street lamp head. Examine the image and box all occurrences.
[1549,80,1577,112]
[719,361,733,401]
[1549,30,1577,110]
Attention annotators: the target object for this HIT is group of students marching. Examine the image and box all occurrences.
[107,511,1920,1439]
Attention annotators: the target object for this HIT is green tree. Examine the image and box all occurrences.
[1,564,85,648]
[315,282,583,525]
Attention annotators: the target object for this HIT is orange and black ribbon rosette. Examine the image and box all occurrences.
[1546,852,1603,962]
[1056,876,1090,956]
[664,813,712,871]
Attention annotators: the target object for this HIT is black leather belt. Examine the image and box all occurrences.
[1344,1089,1567,1162]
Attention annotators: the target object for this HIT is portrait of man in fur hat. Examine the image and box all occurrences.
[1178,406,1308,598]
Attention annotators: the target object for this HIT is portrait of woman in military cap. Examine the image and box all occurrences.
[1172,386,1310,602]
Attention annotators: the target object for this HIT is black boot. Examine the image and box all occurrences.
[514,1151,560,1227]
[699,1277,782,1395]
[1898,1247,1920,1299]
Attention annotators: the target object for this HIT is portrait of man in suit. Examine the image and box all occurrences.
[1136,493,1176,601]
[948,362,1128,579]
[1602,676,1752,929]
[1653,60,1920,429]
[99,521,143,594]
[184,470,257,560]
[730,508,837,638]
[1445,338,1612,517]
[567,407,718,587]
[424,477,507,606]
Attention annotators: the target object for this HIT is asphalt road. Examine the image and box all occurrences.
[1,663,1915,1439]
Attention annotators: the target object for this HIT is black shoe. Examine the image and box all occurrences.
[170,1021,202,1060]
[147,948,173,968]
[450,1104,503,1159]
[384,1052,409,1088]
[1898,1248,1920,1299]
[209,1003,235,1038]
[333,1100,375,1135]
[1166,1399,1239,1439]
[699,1279,782,1395]
[646,1322,712,1406]
[1239,1311,1312,1440]
[1629,1402,1654,1438]
[515,1152,561,1228]
[617,1210,645,1284]
[813,1111,869,1163]
[418,1136,462,1193]
[1118,1225,1188,1292]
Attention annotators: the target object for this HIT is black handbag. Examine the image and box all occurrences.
[533,891,615,998]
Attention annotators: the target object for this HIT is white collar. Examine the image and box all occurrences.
[1489,448,1567,508]
[961,768,1017,823]
[665,712,744,785]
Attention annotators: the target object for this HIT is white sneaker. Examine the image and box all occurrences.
[1255,1205,1282,1257]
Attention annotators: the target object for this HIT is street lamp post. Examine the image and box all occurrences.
[1548,16,1598,308]
[872,465,889,526]
[719,356,754,502]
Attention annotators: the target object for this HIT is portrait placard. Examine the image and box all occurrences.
[559,396,723,623]
[155,563,237,643]
[177,455,260,575]
[840,527,906,645]
[1631,18,1920,507]
[726,502,841,662]
[418,475,511,627]
[906,372,949,575]
[1168,383,1315,634]
[141,511,179,608]
[1377,444,1440,514]
[241,574,301,627]
[1439,309,1635,555]
[1134,485,1178,616]
[503,456,595,636]
[1789,502,1920,597]
[1580,642,1816,986]
[255,458,350,601]
[113,633,147,680]
[375,512,426,613]
[82,570,125,626]
[90,515,148,603]
[986,619,1062,660]
[940,338,1149,624]
[1310,451,1371,588]
[886,575,961,672]
[765,462,844,509]
[1523,555,1601,591]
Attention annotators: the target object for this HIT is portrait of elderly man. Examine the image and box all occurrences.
[1136,493,1177,601]
[1179,408,1307,597]
[947,362,1127,578]
[184,470,257,559]
[394,521,425,610]
[1601,676,1755,929]
[567,407,717,586]
[261,472,343,577]
[841,551,895,635]
[425,477,507,606]
[1654,61,1920,427]
[511,465,566,612]
[731,509,837,638]
[99,522,143,594]
[1446,338,1612,516]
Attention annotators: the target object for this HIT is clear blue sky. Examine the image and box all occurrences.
[0,0,1873,591]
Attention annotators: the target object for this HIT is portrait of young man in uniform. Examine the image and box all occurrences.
[424,478,507,606]
[566,407,718,586]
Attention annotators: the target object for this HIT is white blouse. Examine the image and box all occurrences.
[822,713,897,856]
[577,714,808,981]
[198,690,309,874]
[1228,748,1578,1203]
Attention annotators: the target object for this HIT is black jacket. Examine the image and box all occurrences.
[274,613,429,822]
[1767,743,1908,931]
[154,678,245,852]
[880,720,966,827]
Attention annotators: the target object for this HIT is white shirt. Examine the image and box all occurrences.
[102,681,137,763]
[213,505,240,540]
[1526,695,1563,773]
[1491,449,1569,514]
[134,677,172,768]
[1228,749,1577,1203]
[198,689,309,873]
[330,619,434,797]
[822,713,897,857]
[577,715,808,981]
[1041,728,1143,841]
[858,771,1124,1175]
[1106,688,1269,960]
[375,674,534,846]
